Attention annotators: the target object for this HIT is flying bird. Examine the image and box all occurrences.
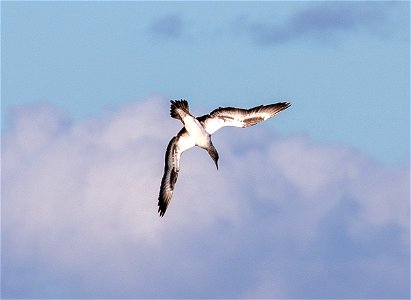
[158,100,291,216]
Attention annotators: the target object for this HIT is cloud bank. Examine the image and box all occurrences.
[146,2,405,46]
[2,98,409,298]
[234,2,397,45]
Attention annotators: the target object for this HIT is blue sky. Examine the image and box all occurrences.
[2,1,410,299]
[2,1,409,164]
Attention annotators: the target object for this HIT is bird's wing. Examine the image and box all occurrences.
[198,102,291,135]
[158,129,195,217]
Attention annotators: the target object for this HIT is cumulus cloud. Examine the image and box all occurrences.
[235,2,398,45]
[149,13,184,39]
[2,97,409,298]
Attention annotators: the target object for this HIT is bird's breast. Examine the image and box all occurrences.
[183,115,210,148]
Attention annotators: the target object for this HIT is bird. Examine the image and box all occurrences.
[158,99,291,217]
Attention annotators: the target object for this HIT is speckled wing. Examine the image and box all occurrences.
[158,129,195,217]
[199,102,291,135]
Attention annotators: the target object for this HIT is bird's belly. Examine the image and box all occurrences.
[194,134,210,148]
[183,115,210,148]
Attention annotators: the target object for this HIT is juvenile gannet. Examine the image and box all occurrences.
[158,99,291,217]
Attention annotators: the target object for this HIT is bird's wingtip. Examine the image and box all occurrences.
[158,207,166,217]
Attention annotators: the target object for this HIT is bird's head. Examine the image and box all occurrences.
[208,145,219,170]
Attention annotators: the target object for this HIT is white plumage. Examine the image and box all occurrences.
[158,99,291,217]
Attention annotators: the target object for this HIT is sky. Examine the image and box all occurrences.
[1,1,410,299]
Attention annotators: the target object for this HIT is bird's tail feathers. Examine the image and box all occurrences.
[170,100,189,121]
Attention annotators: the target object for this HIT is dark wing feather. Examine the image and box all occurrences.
[158,136,178,217]
[199,102,291,134]
[158,130,195,217]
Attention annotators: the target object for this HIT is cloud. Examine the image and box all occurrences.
[149,13,184,39]
[235,2,397,45]
[2,98,409,298]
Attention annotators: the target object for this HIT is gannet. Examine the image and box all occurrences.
[158,99,291,216]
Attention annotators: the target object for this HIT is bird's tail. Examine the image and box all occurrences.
[170,100,190,121]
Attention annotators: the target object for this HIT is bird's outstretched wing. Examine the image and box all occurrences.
[158,129,195,217]
[198,102,291,135]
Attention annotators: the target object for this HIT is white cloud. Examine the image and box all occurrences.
[2,97,409,298]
